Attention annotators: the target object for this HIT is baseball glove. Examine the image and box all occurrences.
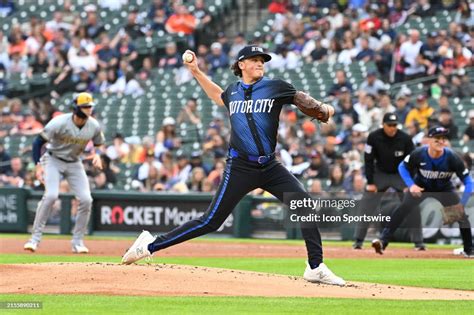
[293,91,331,123]
[442,204,465,225]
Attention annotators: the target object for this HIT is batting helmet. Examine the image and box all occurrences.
[72,92,95,119]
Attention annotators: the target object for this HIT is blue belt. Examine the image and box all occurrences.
[229,148,275,165]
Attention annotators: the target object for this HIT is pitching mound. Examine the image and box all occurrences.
[1,263,473,300]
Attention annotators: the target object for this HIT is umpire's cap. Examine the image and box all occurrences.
[427,126,449,137]
[74,92,96,107]
[237,45,271,62]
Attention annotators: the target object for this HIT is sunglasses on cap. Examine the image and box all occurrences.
[79,105,93,109]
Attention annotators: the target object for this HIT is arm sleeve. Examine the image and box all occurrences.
[220,86,229,107]
[364,134,375,184]
[276,79,296,105]
[398,157,415,188]
[451,152,472,206]
[461,175,473,206]
[32,135,47,164]
[93,129,105,146]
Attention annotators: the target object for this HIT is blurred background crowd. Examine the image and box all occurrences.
[0,0,473,197]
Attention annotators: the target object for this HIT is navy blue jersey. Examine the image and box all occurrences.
[402,146,469,192]
[221,77,296,156]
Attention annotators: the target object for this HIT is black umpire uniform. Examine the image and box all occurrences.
[148,47,325,269]
[353,113,424,249]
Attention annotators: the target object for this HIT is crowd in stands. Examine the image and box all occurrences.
[1,0,474,196]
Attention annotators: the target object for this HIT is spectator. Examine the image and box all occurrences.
[0,141,11,174]
[355,37,375,62]
[206,159,225,190]
[399,29,425,80]
[206,42,229,75]
[137,57,154,81]
[229,33,246,60]
[412,0,435,18]
[308,37,328,62]
[45,12,71,33]
[187,166,206,192]
[374,35,393,81]
[359,70,385,96]
[28,49,51,78]
[451,70,474,98]
[106,133,130,163]
[419,32,440,76]
[89,69,109,93]
[149,7,168,32]
[328,70,353,98]
[165,5,197,36]
[463,110,474,142]
[406,120,424,146]
[108,70,144,97]
[455,0,474,26]
[328,164,345,192]
[95,34,119,70]
[438,109,458,140]
[99,0,128,11]
[154,117,181,157]
[0,157,24,187]
[394,93,410,124]
[7,50,28,77]
[405,94,434,129]
[10,110,43,135]
[379,93,396,117]
[69,47,97,73]
[268,0,290,14]
[84,7,105,39]
[158,42,182,69]
[122,8,145,40]
[160,151,179,186]
[193,0,212,28]
[303,150,329,179]
[0,0,14,17]
[177,97,201,125]
[389,0,410,28]
[308,178,329,197]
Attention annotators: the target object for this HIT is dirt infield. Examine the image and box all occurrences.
[1,263,473,300]
[0,238,465,259]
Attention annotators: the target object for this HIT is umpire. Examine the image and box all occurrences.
[353,113,425,249]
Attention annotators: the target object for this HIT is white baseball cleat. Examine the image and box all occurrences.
[122,230,155,265]
[453,247,464,255]
[303,263,346,286]
[24,240,38,252]
[72,240,89,254]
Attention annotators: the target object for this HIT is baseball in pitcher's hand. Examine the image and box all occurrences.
[182,50,199,73]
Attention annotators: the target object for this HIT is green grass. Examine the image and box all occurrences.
[1,254,473,290]
[0,233,460,249]
[0,295,473,315]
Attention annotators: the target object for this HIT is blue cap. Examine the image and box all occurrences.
[237,46,271,62]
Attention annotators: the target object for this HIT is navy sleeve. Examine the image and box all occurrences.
[274,79,296,106]
[32,135,47,164]
[403,147,422,174]
[221,85,231,107]
[450,151,470,182]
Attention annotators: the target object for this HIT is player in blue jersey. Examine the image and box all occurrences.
[372,126,473,258]
[122,46,345,285]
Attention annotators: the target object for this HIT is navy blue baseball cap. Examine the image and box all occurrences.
[428,126,449,137]
[237,45,272,62]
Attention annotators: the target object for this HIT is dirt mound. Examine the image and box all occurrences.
[1,263,473,300]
